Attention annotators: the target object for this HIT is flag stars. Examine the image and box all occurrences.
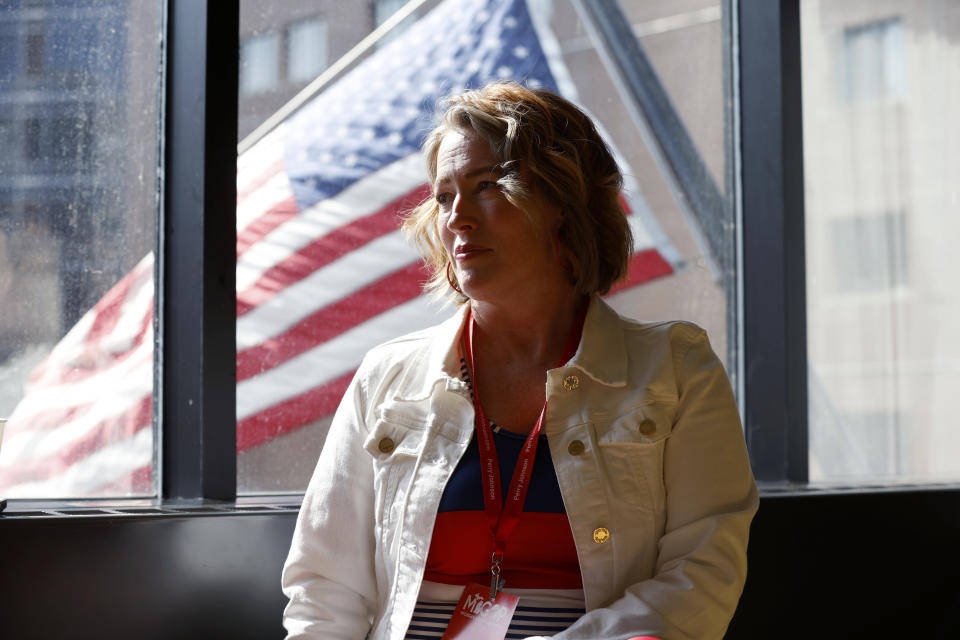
[513,45,529,59]
[475,10,490,23]
[497,65,513,79]
[388,132,404,147]
[362,128,376,141]
[503,16,518,29]
[344,153,359,168]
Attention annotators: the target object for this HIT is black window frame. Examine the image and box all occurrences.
[6,0,951,512]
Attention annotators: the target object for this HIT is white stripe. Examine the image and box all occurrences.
[0,352,151,462]
[236,153,425,290]
[99,262,154,357]
[237,122,287,191]
[237,295,449,419]
[237,230,421,349]
[237,171,293,235]
[1,427,151,498]
[8,335,152,419]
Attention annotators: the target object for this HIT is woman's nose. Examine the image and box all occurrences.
[445,195,477,231]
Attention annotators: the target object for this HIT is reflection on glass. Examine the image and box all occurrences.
[235,0,732,494]
[803,0,960,482]
[0,0,162,498]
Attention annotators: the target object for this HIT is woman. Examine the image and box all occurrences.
[282,82,758,640]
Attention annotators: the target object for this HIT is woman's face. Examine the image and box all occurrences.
[434,129,563,305]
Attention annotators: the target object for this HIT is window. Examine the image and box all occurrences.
[235,0,736,492]
[287,17,328,84]
[840,18,905,103]
[0,0,162,499]
[240,32,280,95]
[803,0,959,484]
[829,212,907,293]
[26,31,44,75]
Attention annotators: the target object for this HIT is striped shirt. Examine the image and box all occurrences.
[404,359,586,638]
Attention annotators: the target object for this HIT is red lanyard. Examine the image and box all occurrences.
[463,300,587,598]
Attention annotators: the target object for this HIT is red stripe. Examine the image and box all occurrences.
[237,157,284,202]
[83,274,134,346]
[236,260,429,381]
[236,195,300,257]
[0,395,151,488]
[236,184,430,316]
[237,370,354,451]
[608,247,674,295]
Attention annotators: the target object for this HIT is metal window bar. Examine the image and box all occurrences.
[158,0,240,500]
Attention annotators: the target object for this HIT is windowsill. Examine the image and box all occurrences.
[0,494,302,519]
[757,479,960,498]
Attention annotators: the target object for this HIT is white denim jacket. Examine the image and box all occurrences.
[282,296,758,640]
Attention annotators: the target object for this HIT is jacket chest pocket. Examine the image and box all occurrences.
[593,402,674,515]
[363,416,426,533]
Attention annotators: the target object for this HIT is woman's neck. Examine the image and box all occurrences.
[469,287,583,367]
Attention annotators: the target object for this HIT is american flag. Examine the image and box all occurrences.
[0,0,676,498]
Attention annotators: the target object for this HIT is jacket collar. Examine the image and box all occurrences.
[404,294,627,402]
[567,294,628,387]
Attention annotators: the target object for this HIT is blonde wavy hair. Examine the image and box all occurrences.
[402,82,632,303]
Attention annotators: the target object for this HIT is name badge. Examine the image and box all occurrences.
[440,582,520,640]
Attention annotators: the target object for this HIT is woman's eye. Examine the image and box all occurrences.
[477,181,497,192]
[435,192,451,206]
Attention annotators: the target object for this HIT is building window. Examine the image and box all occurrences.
[830,212,907,293]
[240,32,279,95]
[840,18,905,103]
[26,31,45,75]
[287,17,327,84]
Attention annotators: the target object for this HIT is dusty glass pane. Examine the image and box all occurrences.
[0,0,162,498]
[803,0,960,483]
[235,0,735,493]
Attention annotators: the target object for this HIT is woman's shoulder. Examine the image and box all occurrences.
[602,301,708,351]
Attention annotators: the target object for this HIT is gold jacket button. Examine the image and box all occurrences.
[638,419,656,437]
[378,437,395,454]
[567,440,585,456]
[562,375,579,391]
[593,527,610,544]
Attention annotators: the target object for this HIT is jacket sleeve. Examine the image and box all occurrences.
[546,327,759,640]
[281,367,378,640]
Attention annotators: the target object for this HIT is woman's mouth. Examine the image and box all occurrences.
[454,244,490,260]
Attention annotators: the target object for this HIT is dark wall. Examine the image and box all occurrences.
[1,490,958,639]
[727,489,960,640]
[0,508,298,639]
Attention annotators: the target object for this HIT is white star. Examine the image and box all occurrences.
[344,153,359,167]
[504,16,518,29]
[513,45,529,59]
[388,132,403,146]
[497,66,513,79]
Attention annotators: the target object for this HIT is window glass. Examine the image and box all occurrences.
[0,0,163,499]
[288,17,328,84]
[236,0,735,493]
[240,32,280,95]
[803,0,960,482]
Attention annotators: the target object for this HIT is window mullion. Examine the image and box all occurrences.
[739,0,808,483]
[159,0,239,500]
